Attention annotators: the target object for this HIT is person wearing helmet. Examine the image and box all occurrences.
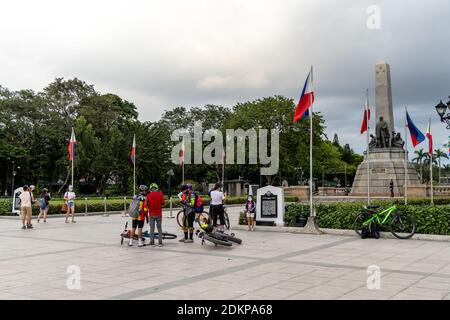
[146,183,165,247]
[179,184,197,243]
[64,185,76,223]
[129,185,149,247]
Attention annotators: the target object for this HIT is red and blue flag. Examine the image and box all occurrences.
[406,111,425,147]
[293,67,314,123]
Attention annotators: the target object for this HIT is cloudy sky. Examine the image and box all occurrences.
[1,0,450,159]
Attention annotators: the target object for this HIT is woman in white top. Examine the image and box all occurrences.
[64,185,76,223]
[209,183,225,230]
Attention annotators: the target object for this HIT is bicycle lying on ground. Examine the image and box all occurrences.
[353,204,416,239]
[195,224,242,247]
[120,221,177,245]
[176,205,230,230]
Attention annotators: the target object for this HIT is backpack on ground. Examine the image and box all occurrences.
[128,198,140,218]
[361,221,380,239]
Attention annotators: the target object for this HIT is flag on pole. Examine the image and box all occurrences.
[360,93,371,134]
[179,139,185,167]
[426,119,433,155]
[293,67,314,123]
[68,128,76,161]
[406,111,425,147]
[130,135,136,165]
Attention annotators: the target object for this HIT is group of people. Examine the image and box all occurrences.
[18,184,77,229]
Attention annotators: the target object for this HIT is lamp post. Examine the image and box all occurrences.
[435,97,450,129]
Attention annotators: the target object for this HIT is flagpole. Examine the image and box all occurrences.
[429,118,434,205]
[404,107,408,206]
[71,127,74,188]
[222,152,225,191]
[366,89,371,206]
[133,134,136,196]
[309,66,314,218]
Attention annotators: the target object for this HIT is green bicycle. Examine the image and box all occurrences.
[353,205,416,239]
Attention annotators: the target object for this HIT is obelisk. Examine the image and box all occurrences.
[375,61,395,133]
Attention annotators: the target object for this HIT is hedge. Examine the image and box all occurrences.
[285,202,450,236]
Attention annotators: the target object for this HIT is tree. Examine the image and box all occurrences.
[412,149,426,183]
[434,149,449,185]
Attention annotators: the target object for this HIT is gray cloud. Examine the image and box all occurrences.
[1,0,449,161]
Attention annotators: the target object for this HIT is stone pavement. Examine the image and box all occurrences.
[0,207,450,300]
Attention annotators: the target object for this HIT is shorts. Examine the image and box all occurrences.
[132,219,145,229]
[67,201,75,208]
[21,207,32,219]
[247,211,255,218]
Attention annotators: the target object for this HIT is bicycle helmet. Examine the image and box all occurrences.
[186,183,193,190]
[139,184,148,192]
[149,183,158,191]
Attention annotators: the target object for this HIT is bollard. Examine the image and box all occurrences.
[123,196,126,217]
[103,196,109,217]
[85,198,88,216]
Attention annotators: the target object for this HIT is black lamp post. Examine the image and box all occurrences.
[435,97,450,129]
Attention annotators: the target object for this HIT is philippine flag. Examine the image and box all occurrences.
[179,139,185,167]
[68,128,76,161]
[406,111,425,147]
[293,67,314,123]
[360,91,371,134]
[130,135,136,166]
[426,119,433,155]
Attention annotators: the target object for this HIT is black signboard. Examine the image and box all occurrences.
[261,191,277,218]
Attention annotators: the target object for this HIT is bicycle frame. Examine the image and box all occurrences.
[362,205,397,226]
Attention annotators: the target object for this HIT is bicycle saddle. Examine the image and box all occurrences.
[365,205,380,210]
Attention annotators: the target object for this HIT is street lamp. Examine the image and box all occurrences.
[435,97,450,129]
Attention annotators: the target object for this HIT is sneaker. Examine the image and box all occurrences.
[184,239,193,243]
[149,241,155,246]
[138,239,144,247]
[22,226,26,230]
[179,238,186,242]
[128,239,133,246]
[158,244,163,247]
[27,224,33,229]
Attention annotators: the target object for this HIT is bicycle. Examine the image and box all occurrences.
[176,205,230,230]
[195,225,242,247]
[120,222,177,245]
[353,205,416,239]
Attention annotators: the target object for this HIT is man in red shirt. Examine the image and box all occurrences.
[146,183,165,247]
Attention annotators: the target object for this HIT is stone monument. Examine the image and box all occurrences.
[350,62,423,197]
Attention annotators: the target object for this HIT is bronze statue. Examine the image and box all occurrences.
[375,116,390,148]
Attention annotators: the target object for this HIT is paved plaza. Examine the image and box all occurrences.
[0,207,450,300]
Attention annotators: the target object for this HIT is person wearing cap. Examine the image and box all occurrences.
[146,183,165,247]
[64,185,76,223]
[37,188,51,223]
[19,185,34,229]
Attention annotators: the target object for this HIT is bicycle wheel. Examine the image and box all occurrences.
[203,233,232,247]
[390,213,416,239]
[197,211,210,225]
[176,210,185,228]
[221,232,242,244]
[353,213,368,236]
[224,212,230,230]
[161,232,177,240]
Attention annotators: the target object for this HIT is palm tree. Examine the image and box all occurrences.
[434,149,449,185]
[412,149,426,183]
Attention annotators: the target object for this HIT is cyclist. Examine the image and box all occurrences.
[146,183,165,247]
[129,185,148,247]
[179,183,197,243]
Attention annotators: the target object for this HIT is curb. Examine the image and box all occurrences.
[232,225,450,242]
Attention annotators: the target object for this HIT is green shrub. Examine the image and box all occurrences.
[284,202,450,235]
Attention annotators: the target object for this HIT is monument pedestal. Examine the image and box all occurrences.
[350,148,422,197]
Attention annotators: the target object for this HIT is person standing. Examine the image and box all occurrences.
[246,195,256,231]
[37,188,51,223]
[146,183,165,247]
[19,185,34,229]
[129,185,148,247]
[210,183,225,230]
[389,179,394,198]
[179,184,196,243]
[64,185,76,223]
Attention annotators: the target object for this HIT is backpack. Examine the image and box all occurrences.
[361,221,380,239]
[128,198,140,218]
[39,198,47,209]
[194,194,204,213]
